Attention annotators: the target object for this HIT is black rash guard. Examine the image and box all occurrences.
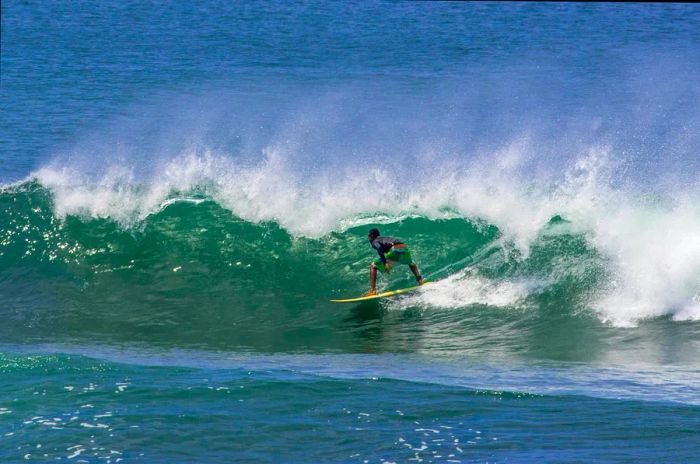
[371,236,404,264]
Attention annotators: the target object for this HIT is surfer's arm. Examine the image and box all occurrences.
[371,240,385,263]
[372,244,391,272]
[376,250,390,272]
[376,250,386,264]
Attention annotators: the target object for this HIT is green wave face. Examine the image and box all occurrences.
[1,182,622,359]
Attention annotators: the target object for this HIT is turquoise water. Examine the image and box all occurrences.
[2,1,700,462]
[2,352,698,463]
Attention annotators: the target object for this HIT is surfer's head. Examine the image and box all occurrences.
[368,228,380,242]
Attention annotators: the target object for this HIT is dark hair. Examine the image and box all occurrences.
[368,228,380,239]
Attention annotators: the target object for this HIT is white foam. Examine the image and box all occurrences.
[590,196,700,325]
[389,268,535,311]
[673,301,700,322]
[33,142,590,241]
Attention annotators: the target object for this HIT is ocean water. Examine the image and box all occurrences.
[2,1,700,462]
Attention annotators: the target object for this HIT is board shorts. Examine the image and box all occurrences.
[372,246,415,272]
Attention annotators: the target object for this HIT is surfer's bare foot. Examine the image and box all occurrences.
[417,276,424,285]
[364,290,377,297]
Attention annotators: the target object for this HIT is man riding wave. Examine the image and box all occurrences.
[365,228,423,296]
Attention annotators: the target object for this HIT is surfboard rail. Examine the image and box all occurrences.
[330,281,430,303]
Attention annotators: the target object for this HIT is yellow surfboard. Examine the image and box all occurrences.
[330,281,430,303]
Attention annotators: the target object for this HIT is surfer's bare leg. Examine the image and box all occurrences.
[369,263,378,294]
[409,263,423,284]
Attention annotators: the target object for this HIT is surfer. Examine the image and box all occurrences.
[365,228,423,296]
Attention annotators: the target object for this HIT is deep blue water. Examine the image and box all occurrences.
[2,1,700,462]
[3,2,699,182]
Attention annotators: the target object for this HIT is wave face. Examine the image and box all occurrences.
[2,156,699,362]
